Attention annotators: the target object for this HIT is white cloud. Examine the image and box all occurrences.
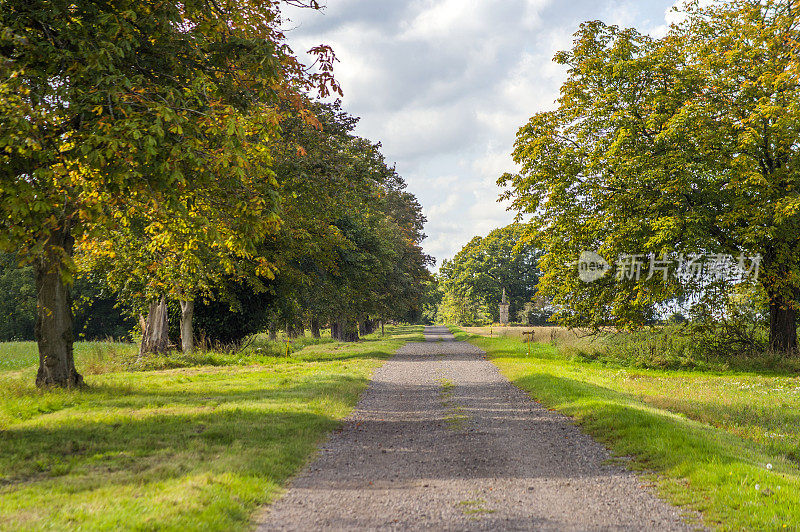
[284,0,679,267]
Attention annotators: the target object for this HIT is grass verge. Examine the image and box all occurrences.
[459,328,800,531]
[0,325,422,531]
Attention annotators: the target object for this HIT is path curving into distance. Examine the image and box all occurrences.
[257,326,693,531]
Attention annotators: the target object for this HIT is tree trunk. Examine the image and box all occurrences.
[286,323,301,339]
[331,321,340,340]
[139,297,170,357]
[311,317,321,339]
[34,230,83,388]
[179,299,194,353]
[769,293,797,353]
[338,316,359,342]
[381,320,384,336]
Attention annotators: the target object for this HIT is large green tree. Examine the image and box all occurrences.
[0,0,338,386]
[500,0,800,352]
[438,224,541,325]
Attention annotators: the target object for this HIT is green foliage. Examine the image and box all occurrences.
[437,285,492,326]
[0,254,35,341]
[256,101,433,336]
[437,223,541,325]
[176,283,273,347]
[500,0,800,351]
[419,279,443,325]
[72,273,135,341]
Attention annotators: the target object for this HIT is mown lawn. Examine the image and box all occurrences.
[0,325,423,531]
[460,328,800,531]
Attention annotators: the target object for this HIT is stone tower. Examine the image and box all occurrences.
[499,288,510,325]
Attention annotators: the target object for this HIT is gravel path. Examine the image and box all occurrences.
[256,326,693,531]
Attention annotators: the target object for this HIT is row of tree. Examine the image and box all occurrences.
[1,1,431,387]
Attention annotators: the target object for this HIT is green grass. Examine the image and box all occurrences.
[0,341,138,373]
[436,377,468,430]
[457,498,495,515]
[0,325,422,531]
[445,324,470,341]
[459,328,800,531]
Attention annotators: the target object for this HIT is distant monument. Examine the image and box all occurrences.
[499,288,510,325]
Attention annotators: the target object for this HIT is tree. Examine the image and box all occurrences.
[0,0,339,385]
[0,254,133,341]
[500,0,800,353]
[438,224,541,325]
[257,101,432,341]
[0,254,36,341]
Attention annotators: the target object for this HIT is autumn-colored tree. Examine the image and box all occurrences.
[79,113,282,356]
[501,0,800,352]
[0,0,339,386]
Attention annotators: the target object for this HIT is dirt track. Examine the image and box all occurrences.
[256,326,692,531]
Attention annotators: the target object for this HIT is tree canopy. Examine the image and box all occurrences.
[438,224,541,325]
[500,0,800,352]
[0,0,340,385]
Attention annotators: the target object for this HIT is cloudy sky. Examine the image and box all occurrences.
[283,0,679,268]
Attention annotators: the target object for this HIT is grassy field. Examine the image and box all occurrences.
[0,341,138,373]
[457,327,800,530]
[0,325,423,531]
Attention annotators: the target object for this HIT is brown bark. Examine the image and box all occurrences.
[359,318,377,336]
[139,297,170,357]
[35,229,83,388]
[286,323,301,338]
[769,293,797,354]
[335,317,359,342]
[179,299,194,353]
[311,317,321,339]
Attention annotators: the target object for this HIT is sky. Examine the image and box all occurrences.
[282,0,680,269]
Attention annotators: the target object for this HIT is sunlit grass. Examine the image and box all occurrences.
[0,341,138,374]
[0,325,422,531]
[463,329,800,531]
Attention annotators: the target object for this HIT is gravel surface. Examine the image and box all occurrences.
[256,326,695,531]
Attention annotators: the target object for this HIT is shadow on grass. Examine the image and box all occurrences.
[0,368,374,530]
[502,369,800,529]
[1,372,370,422]
[1,408,338,488]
